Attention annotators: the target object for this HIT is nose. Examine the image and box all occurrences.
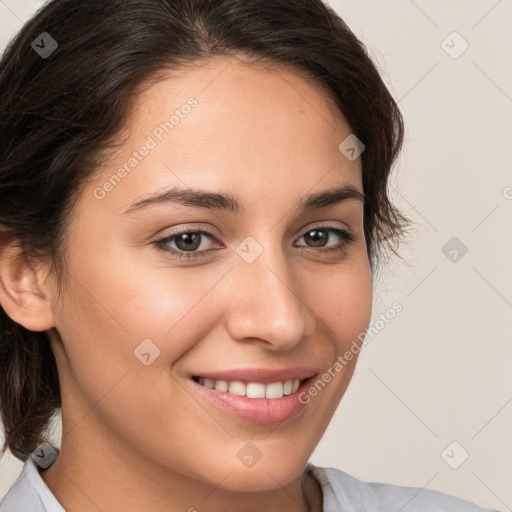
[224,242,315,350]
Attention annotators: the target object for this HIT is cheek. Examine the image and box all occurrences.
[62,236,226,359]
[311,256,373,351]
[52,252,228,463]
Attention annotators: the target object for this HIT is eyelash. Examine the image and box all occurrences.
[154,225,357,261]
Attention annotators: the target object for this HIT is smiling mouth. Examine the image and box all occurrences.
[191,376,307,399]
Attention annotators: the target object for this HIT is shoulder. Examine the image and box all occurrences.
[307,463,501,512]
[0,460,45,512]
[0,458,63,512]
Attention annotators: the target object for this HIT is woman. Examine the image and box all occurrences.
[0,0,502,511]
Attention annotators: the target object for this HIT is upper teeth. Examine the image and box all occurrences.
[198,378,302,399]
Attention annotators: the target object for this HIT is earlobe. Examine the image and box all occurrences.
[0,233,56,332]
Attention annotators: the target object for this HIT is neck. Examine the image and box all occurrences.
[39,432,323,512]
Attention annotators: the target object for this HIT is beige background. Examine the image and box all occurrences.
[1,0,511,509]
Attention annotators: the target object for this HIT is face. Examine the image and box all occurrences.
[45,57,373,496]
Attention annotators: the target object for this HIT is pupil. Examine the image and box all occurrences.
[305,229,327,247]
[176,233,201,251]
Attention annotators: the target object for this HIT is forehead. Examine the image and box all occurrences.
[130,57,347,133]
[84,57,362,215]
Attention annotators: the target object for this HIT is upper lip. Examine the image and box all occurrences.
[190,367,318,384]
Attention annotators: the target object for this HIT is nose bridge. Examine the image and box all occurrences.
[225,233,312,349]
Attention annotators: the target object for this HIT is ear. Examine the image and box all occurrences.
[0,230,56,332]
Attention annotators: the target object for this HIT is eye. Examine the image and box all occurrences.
[154,229,220,259]
[294,226,356,254]
[154,225,356,260]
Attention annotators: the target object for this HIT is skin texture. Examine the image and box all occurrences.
[0,57,373,512]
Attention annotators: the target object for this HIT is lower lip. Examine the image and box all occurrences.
[189,377,315,425]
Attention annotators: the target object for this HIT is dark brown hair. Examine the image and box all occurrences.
[0,0,411,461]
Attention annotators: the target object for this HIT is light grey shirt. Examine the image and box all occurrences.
[0,456,502,511]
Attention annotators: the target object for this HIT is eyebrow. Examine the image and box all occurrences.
[123,182,365,216]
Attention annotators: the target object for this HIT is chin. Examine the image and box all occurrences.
[217,466,303,493]
[207,451,309,492]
